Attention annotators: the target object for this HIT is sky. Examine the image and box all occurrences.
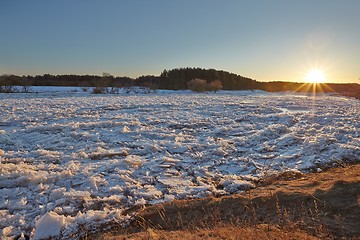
[1,1,359,83]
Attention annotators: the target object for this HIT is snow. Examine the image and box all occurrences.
[0,89,359,239]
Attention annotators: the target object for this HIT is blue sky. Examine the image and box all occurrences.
[1,1,359,83]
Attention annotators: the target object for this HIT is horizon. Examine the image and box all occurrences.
[1,1,359,84]
[2,68,360,85]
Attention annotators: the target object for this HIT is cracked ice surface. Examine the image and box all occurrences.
[0,90,359,239]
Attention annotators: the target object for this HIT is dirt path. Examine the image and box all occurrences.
[91,164,360,239]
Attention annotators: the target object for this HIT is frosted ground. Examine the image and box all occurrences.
[0,88,359,239]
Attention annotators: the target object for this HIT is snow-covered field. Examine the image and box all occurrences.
[0,88,359,239]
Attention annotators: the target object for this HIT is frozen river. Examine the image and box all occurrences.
[0,89,359,239]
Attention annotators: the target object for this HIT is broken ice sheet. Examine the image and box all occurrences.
[0,89,359,239]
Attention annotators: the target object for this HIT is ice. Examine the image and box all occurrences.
[124,155,144,167]
[164,194,175,202]
[0,90,359,238]
[221,178,255,193]
[49,188,67,201]
[1,226,13,239]
[32,212,67,239]
[63,190,91,199]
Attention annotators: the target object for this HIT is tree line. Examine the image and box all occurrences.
[0,68,359,97]
[0,68,261,91]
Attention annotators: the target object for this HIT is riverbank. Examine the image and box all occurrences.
[92,163,360,239]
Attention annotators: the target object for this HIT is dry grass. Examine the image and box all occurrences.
[101,225,319,240]
[87,163,360,240]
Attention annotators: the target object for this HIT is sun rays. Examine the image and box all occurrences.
[293,68,334,95]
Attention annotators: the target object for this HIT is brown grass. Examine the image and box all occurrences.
[87,164,360,240]
[102,225,319,240]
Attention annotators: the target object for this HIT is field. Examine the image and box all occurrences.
[0,88,359,239]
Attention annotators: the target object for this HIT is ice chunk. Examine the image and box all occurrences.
[34,149,61,159]
[221,179,255,193]
[157,177,192,188]
[164,194,175,202]
[89,147,128,160]
[124,155,144,167]
[49,187,66,201]
[213,147,227,156]
[32,212,67,239]
[109,186,123,193]
[121,126,131,133]
[166,142,187,154]
[135,185,163,200]
[63,190,91,199]
[82,175,107,191]
[163,157,180,163]
[135,197,146,206]
[1,226,13,238]
[0,133,12,145]
[8,198,29,210]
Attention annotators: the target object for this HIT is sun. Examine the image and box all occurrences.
[294,67,333,94]
[305,69,326,83]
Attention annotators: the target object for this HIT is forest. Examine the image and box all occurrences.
[0,67,359,97]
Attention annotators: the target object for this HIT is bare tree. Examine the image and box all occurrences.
[187,79,223,92]
[0,74,16,93]
[187,79,208,92]
[19,77,32,93]
[208,80,223,92]
[92,72,113,94]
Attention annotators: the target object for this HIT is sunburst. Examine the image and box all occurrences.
[305,69,326,83]
[293,68,334,95]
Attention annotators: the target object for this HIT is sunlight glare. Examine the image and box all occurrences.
[305,69,326,83]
